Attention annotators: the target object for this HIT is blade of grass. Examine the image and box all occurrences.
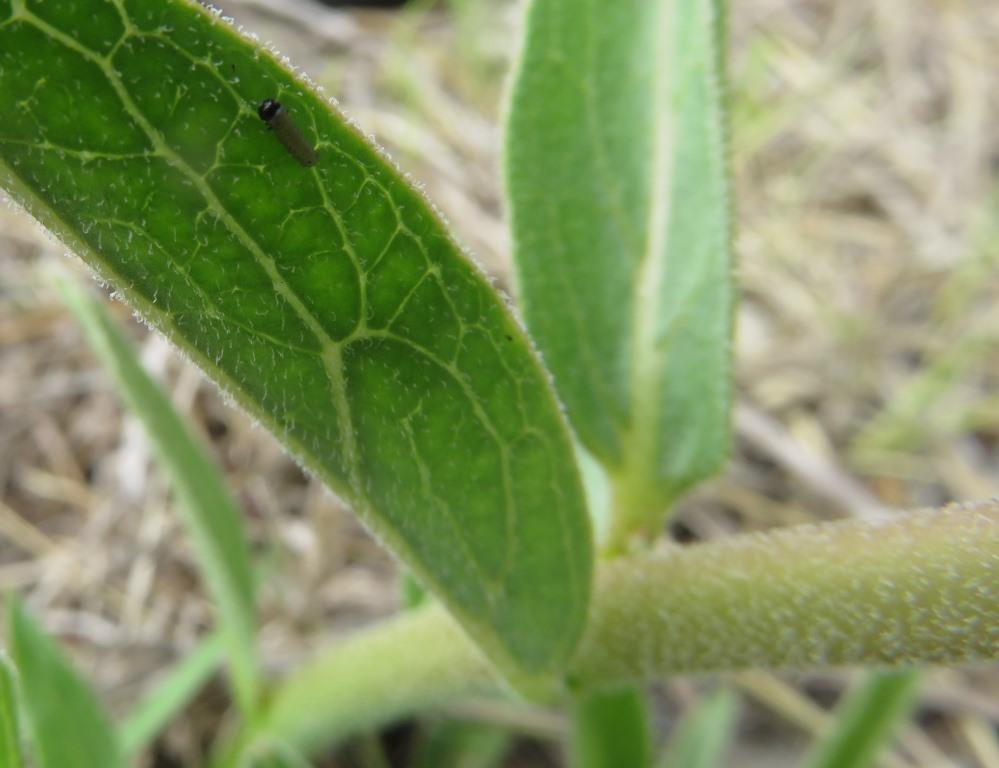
[119,630,226,758]
[0,652,24,768]
[657,689,737,768]
[7,597,124,768]
[57,275,258,715]
[804,670,922,768]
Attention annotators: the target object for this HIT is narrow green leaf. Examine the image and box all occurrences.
[505,0,733,544]
[119,631,226,757]
[0,0,591,678]
[804,670,922,768]
[57,276,258,713]
[0,653,24,768]
[658,689,737,768]
[7,598,124,768]
[571,687,651,768]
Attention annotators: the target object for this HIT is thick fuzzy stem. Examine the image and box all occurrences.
[571,500,997,686]
[262,501,998,752]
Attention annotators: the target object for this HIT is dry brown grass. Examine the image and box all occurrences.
[0,0,996,765]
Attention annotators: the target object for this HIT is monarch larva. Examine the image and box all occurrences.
[258,99,317,167]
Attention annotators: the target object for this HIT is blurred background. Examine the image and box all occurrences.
[0,0,996,765]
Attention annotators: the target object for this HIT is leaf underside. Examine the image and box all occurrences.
[0,0,592,677]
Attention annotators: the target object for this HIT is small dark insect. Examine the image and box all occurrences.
[258,98,317,167]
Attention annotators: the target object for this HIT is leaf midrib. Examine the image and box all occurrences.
[626,0,674,480]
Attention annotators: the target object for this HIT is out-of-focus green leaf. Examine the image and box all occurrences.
[0,0,591,679]
[400,571,429,610]
[411,719,511,768]
[58,276,258,713]
[658,689,737,768]
[506,0,733,547]
[120,631,226,757]
[571,687,651,768]
[0,652,24,768]
[241,740,314,768]
[804,670,922,768]
[7,598,124,768]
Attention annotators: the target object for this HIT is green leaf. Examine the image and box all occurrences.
[657,689,737,768]
[411,719,511,768]
[571,687,651,768]
[0,0,591,677]
[804,670,922,768]
[0,653,24,768]
[7,598,124,768]
[400,570,430,611]
[241,740,314,768]
[58,276,259,713]
[505,0,733,545]
[119,630,226,757]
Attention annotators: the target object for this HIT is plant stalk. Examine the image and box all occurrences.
[261,500,998,753]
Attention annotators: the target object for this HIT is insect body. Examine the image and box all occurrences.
[258,99,317,167]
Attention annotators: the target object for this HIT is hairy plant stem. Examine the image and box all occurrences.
[260,500,997,754]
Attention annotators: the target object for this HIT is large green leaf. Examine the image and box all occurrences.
[0,0,591,676]
[59,277,258,714]
[505,0,733,545]
[7,598,124,768]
